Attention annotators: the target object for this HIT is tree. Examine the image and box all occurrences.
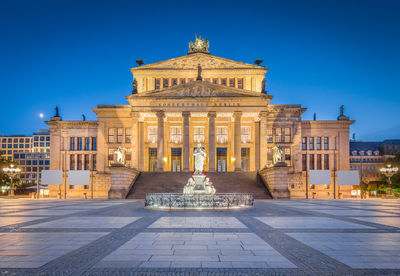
[0,152,19,190]
[383,151,400,189]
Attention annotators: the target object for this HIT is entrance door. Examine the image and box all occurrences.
[149,148,157,172]
[217,148,227,172]
[171,148,182,172]
[241,148,250,171]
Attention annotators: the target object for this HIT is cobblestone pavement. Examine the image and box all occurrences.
[0,199,399,275]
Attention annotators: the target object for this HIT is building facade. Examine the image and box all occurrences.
[46,39,354,198]
[350,139,400,184]
[0,129,50,184]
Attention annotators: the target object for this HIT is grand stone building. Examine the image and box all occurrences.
[46,38,354,199]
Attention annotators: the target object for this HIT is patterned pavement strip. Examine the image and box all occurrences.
[0,199,400,275]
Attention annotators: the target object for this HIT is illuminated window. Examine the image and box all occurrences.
[241,126,251,143]
[229,78,235,87]
[147,126,157,143]
[216,126,228,144]
[170,126,182,144]
[267,128,273,143]
[193,127,205,143]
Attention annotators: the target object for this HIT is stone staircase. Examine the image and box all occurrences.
[126,172,272,199]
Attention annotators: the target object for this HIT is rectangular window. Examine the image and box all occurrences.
[147,126,158,143]
[85,137,90,151]
[302,137,307,150]
[309,137,314,150]
[180,78,186,85]
[229,78,235,87]
[78,137,83,150]
[216,126,228,144]
[267,128,273,143]
[84,155,89,170]
[212,78,218,84]
[317,154,322,170]
[302,154,307,171]
[274,128,283,143]
[125,128,131,143]
[108,128,115,143]
[155,78,161,89]
[77,154,82,170]
[221,78,227,86]
[316,137,321,150]
[241,126,251,143]
[323,137,329,150]
[70,155,75,170]
[108,149,114,161]
[117,128,123,143]
[171,78,178,86]
[309,154,315,170]
[163,78,169,88]
[92,137,97,151]
[170,126,182,144]
[193,126,205,143]
[324,154,329,170]
[237,78,243,89]
[284,128,291,143]
[92,154,96,170]
[285,148,291,166]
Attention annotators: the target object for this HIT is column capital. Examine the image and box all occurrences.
[207,111,217,118]
[233,111,242,118]
[182,111,191,118]
[156,110,165,119]
[259,111,268,118]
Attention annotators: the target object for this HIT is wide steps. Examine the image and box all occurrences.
[126,172,271,199]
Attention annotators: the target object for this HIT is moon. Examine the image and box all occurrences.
[39,113,44,118]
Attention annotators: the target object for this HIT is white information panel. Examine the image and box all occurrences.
[41,170,62,185]
[68,170,90,186]
[337,170,359,186]
[309,170,331,185]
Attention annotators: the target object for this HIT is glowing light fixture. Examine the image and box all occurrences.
[380,164,399,196]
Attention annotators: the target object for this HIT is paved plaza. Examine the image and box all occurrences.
[0,199,399,275]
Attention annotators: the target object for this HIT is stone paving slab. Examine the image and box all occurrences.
[351,216,400,228]
[256,216,374,229]
[0,216,47,227]
[23,216,141,229]
[149,217,247,228]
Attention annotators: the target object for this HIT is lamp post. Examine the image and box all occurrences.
[2,164,21,197]
[380,164,399,196]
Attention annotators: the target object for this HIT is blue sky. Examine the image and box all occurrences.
[1,0,399,140]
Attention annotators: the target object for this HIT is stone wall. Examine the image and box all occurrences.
[259,166,290,199]
[109,165,139,199]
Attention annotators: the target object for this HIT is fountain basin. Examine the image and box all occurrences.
[144,193,254,210]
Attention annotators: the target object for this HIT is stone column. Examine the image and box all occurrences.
[255,121,260,171]
[259,111,268,169]
[138,121,144,171]
[130,112,139,169]
[208,111,216,172]
[233,111,242,171]
[156,111,165,172]
[96,122,106,172]
[182,111,191,172]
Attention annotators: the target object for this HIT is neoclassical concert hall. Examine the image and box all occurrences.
[46,37,353,199]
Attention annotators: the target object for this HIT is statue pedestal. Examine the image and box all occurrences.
[259,166,290,199]
[109,165,139,199]
[193,174,206,193]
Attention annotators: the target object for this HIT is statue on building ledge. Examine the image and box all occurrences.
[337,105,350,120]
[112,146,131,167]
[188,34,210,55]
[272,145,287,167]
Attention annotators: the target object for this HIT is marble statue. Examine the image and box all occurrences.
[272,145,283,165]
[193,143,207,174]
[183,177,195,195]
[114,146,129,164]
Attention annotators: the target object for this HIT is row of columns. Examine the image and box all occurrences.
[130,110,267,172]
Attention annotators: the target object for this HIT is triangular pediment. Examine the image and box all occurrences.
[134,81,267,98]
[132,52,265,70]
